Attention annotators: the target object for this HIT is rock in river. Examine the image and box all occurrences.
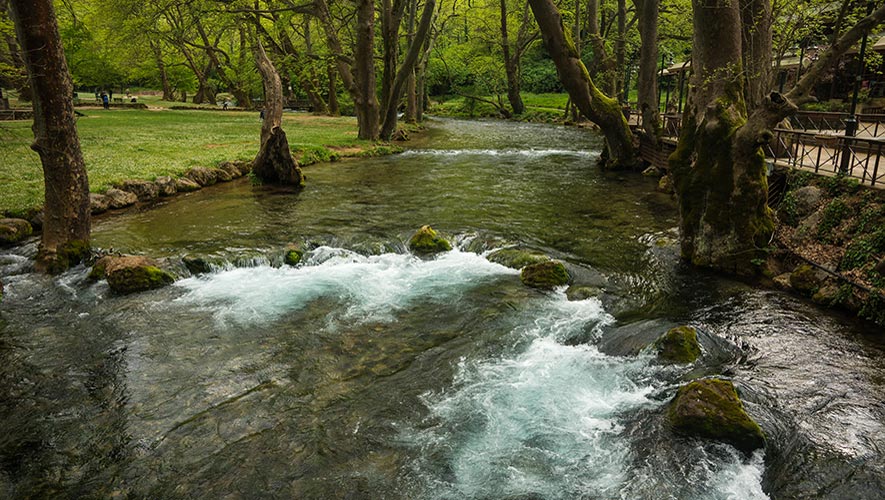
[408,225,452,255]
[654,325,701,364]
[668,378,765,455]
[520,261,570,289]
[91,255,175,294]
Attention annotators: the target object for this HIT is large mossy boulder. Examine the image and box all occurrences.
[487,248,550,270]
[91,255,175,294]
[655,325,702,364]
[520,261,570,289]
[408,225,452,255]
[790,264,821,295]
[284,244,304,266]
[0,218,33,246]
[668,378,765,455]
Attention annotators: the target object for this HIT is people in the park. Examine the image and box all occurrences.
[101,91,109,109]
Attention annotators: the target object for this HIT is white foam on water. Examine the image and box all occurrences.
[172,247,518,326]
[407,296,661,499]
[401,148,596,158]
[704,450,769,500]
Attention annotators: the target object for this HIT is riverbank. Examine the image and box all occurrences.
[768,170,885,326]
[0,109,405,216]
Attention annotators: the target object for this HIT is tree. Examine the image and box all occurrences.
[8,0,91,273]
[252,38,305,185]
[634,0,660,142]
[528,0,639,168]
[669,0,885,274]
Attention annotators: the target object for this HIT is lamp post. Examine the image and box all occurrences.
[840,0,875,174]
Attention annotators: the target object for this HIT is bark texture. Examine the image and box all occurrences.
[528,0,638,169]
[252,40,304,186]
[634,0,660,142]
[500,0,525,115]
[9,0,91,273]
[669,0,773,274]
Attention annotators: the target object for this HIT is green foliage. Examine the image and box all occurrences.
[816,198,850,242]
[786,169,815,190]
[821,175,861,197]
[841,228,885,271]
[778,190,800,227]
[859,293,885,327]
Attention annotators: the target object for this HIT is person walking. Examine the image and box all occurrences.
[101,91,109,109]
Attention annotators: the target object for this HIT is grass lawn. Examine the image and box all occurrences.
[0,109,372,214]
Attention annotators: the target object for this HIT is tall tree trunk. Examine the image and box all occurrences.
[379,0,436,140]
[9,0,90,273]
[501,0,526,115]
[671,0,885,275]
[669,0,768,274]
[2,0,32,102]
[327,63,340,116]
[355,0,381,139]
[252,40,304,186]
[615,0,627,102]
[303,18,329,115]
[740,0,772,111]
[528,0,638,168]
[150,41,175,101]
[404,0,418,123]
[634,0,660,142]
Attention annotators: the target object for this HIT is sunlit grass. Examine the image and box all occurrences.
[0,109,369,213]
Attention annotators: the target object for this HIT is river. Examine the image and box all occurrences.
[1,118,883,499]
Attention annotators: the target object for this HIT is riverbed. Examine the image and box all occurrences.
[1,118,883,499]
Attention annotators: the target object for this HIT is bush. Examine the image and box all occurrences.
[841,227,885,270]
[816,198,851,242]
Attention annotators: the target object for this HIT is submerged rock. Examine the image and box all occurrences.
[657,174,674,194]
[668,378,765,455]
[182,256,212,275]
[487,248,549,269]
[0,218,33,246]
[104,188,138,209]
[91,255,175,294]
[213,167,234,182]
[218,161,244,179]
[175,177,201,192]
[565,285,601,301]
[185,167,218,186]
[789,264,822,295]
[118,179,159,201]
[408,225,452,255]
[154,176,178,197]
[654,325,702,364]
[284,244,303,266]
[520,261,570,289]
[89,193,109,214]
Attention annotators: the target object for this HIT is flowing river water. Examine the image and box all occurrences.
[1,118,884,499]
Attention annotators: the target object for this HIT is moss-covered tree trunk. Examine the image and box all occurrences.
[528,0,638,169]
[9,0,90,273]
[671,0,885,275]
[252,40,304,186]
[668,0,773,274]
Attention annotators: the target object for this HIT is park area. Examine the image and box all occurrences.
[0,105,373,215]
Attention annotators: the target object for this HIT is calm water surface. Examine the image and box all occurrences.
[1,118,883,499]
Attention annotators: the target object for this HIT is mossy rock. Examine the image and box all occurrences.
[0,218,33,246]
[668,378,765,455]
[565,285,601,301]
[520,261,570,289]
[408,225,452,255]
[284,248,303,266]
[93,255,175,294]
[182,256,212,275]
[487,248,550,270]
[655,325,702,364]
[789,264,821,295]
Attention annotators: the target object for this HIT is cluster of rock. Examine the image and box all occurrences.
[650,325,766,455]
[89,161,253,214]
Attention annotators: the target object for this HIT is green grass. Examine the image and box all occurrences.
[0,109,370,213]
